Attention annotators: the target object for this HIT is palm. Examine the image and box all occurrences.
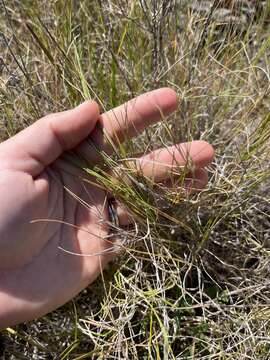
[0,159,110,324]
[0,89,214,327]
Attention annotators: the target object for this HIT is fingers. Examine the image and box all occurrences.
[136,140,214,182]
[0,101,100,177]
[113,201,133,227]
[76,88,178,163]
[113,168,209,227]
[108,141,214,227]
[0,88,178,176]
[100,87,178,142]
[113,141,214,184]
[179,167,209,192]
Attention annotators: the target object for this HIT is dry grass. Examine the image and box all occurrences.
[0,0,270,359]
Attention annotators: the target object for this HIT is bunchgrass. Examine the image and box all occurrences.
[0,0,270,358]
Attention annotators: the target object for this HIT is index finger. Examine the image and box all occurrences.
[76,88,178,163]
[100,87,178,142]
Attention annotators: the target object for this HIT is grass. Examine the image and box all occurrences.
[0,0,270,358]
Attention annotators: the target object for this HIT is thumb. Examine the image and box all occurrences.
[0,101,100,177]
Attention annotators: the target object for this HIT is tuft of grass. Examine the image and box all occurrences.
[1,0,270,358]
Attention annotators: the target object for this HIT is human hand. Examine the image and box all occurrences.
[0,88,214,327]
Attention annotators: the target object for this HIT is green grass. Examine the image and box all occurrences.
[1,0,270,358]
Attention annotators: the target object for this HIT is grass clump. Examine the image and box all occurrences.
[0,0,270,358]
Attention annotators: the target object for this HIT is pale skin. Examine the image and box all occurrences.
[0,88,214,328]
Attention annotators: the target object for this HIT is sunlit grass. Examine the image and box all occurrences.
[0,0,270,358]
